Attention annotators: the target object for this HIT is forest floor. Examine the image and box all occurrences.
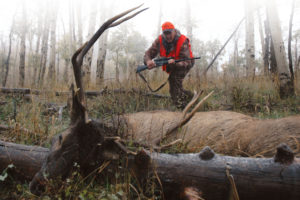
[0,75,300,199]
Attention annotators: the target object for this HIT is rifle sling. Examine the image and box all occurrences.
[137,72,168,93]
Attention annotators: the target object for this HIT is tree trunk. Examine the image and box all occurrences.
[245,0,255,79]
[38,6,50,86]
[233,35,239,78]
[47,1,58,84]
[266,0,294,98]
[152,1,163,81]
[32,4,43,86]
[76,1,83,47]
[257,8,267,75]
[288,0,295,83]
[264,19,271,75]
[115,51,120,82]
[18,2,26,87]
[0,141,49,180]
[295,38,298,79]
[63,59,70,84]
[82,3,97,88]
[96,2,109,87]
[3,19,14,87]
[96,31,108,86]
[134,146,300,200]
[185,0,193,43]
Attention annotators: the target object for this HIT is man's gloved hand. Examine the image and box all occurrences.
[147,60,156,69]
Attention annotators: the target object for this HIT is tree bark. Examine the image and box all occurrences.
[32,3,43,86]
[233,35,239,78]
[245,0,255,79]
[257,8,267,75]
[264,19,271,75]
[37,5,50,86]
[47,1,58,84]
[134,146,300,200]
[18,2,26,87]
[82,2,96,87]
[2,18,14,87]
[152,0,163,82]
[76,1,83,47]
[96,2,109,87]
[266,0,294,98]
[288,0,295,83]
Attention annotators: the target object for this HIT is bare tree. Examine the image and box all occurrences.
[233,34,239,78]
[76,0,83,46]
[48,1,58,84]
[257,8,268,75]
[2,16,15,87]
[82,1,97,87]
[185,0,193,43]
[288,0,296,83]
[152,0,163,81]
[32,3,44,85]
[245,0,255,79]
[96,1,109,86]
[37,3,50,86]
[266,0,294,98]
[18,2,27,87]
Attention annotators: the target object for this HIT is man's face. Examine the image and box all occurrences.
[164,30,176,43]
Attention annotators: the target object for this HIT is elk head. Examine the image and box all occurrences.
[30,5,148,195]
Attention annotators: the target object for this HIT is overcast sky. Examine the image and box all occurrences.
[0,0,299,63]
[0,0,299,40]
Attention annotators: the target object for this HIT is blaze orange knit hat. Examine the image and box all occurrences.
[162,22,175,33]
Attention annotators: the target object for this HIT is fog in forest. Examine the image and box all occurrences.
[0,0,299,87]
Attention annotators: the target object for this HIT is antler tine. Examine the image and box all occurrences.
[154,91,214,145]
[187,91,214,118]
[76,4,145,65]
[182,90,203,118]
[71,4,147,124]
[109,8,149,28]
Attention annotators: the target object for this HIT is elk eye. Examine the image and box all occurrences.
[59,135,62,144]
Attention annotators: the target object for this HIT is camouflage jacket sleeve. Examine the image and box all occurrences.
[144,37,160,65]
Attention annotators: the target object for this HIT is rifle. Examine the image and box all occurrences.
[136,56,201,73]
[136,56,200,93]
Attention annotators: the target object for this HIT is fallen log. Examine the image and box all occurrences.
[0,87,170,99]
[0,141,49,180]
[134,145,300,200]
[1,140,300,200]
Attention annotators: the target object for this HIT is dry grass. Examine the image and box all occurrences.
[0,73,299,199]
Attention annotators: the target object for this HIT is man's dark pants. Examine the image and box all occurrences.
[168,66,193,110]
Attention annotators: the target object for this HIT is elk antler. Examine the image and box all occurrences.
[154,91,214,146]
[71,4,148,124]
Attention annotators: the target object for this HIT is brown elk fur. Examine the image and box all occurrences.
[121,110,300,157]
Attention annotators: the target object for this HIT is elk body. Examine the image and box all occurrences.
[121,110,300,156]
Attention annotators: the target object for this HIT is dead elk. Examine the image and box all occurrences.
[23,4,300,199]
